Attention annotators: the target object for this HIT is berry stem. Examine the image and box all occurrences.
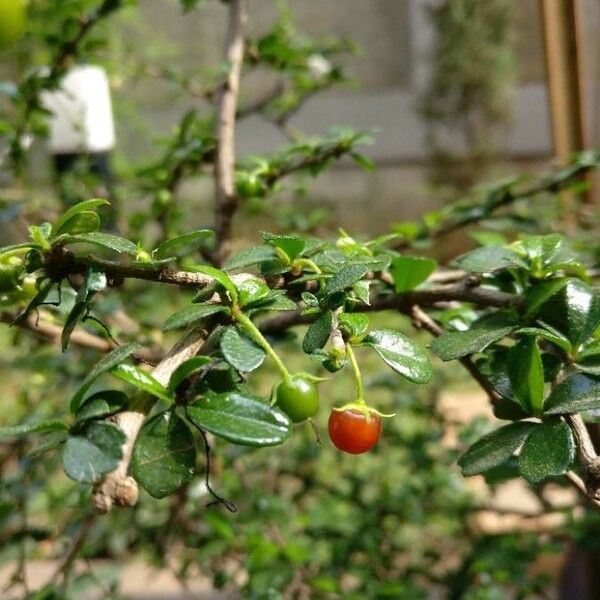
[346,342,365,405]
[233,307,291,381]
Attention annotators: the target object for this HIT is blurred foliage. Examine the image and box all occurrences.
[421,0,517,194]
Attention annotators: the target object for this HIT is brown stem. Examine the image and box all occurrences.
[410,305,501,404]
[91,325,209,512]
[50,514,96,584]
[1,310,163,364]
[213,0,248,265]
[394,159,597,251]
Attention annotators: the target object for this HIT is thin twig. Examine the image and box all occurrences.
[0,310,163,364]
[410,305,501,404]
[50,514,97,585]
[213,0,248,265]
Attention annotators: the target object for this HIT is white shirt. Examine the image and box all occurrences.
[41,65,116,153]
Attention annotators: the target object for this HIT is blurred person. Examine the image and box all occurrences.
[42,64,119,227]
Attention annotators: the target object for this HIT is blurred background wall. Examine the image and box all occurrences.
[5,0,600,236]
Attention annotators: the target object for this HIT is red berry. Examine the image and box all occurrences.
[328,409,381,454]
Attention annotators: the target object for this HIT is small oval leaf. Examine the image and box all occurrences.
[187,392,290,446]
[518,419,574,483]
[220,326,266,372]
[458,422,536,476]
[62,422,125,483]
[363,328,433,384]
[132,410,196,498]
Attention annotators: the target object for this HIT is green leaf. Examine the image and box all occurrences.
[29,223,52,248]
[363,329,433,384]
[51,211,100,238]
[458,422,536,476]
[50,198,110,238]
[188,264,238,303]
[111,364,172,403]
[324,263,370,296]
[454,245,525,273]
[524,278,570,319]
[220,326,265,372]
[430,321,517,361]
[538,280,600,348]
[516,326,572,353]
[0,419,68,439]
[237,278,270,307]
[75,390,129,424]
[61,267,107,352]
[350,152,375,172]
[162,303,227,332]
[70,342,140,413]
[544,373,600,414]
[506,336,544,416]
[167,356,212,393]
[303,311,333,353]
[224,245,277,271]
[62,422,125,483]
[132,410,196,498]
[389,256,437,292]
[153,229,214,260]
[338,313,369,339]
[187,391,291,446]
[62,232,137,255]
[301,292,319,308]
[262,232,306,261]
[61,302,88,352]
[246,291,297,314]
[519,419,574,483]
[352,280,371,305]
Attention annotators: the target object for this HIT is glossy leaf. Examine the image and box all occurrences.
[132,410,196,498]
[458,422,536,476]
[506,336,544,416]
[224,245,277,271]
[187,392,291,446]
[50,198,110,238]
[74,390,129,424]
[0,419,68,439]
[63,232,137,255]
[338,313,369,339]
[153,229,214,260]
[454,245,524,273]
[430,322,517,361]
[524,278,570,319]
[51,211,100,238]
[303,311,333,353]
[237,278,270,307]
[538,280,600,348]
[70,342,140,413]
[324,263,370,296]
[389,255,436,292]
[167,356,212,393]
[189,264,238,303]
[519,419,574,483]
[262,233,305,261]
[110,364,172,403]
[544,373,600,414]
[162,303,227,332]
[62,422,125,483]
[220,326,265,372]
[363,328,433,384]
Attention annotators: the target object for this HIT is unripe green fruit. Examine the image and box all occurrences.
[0,263,20,293]
[0,0,26,50]
[275,375,319,423]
